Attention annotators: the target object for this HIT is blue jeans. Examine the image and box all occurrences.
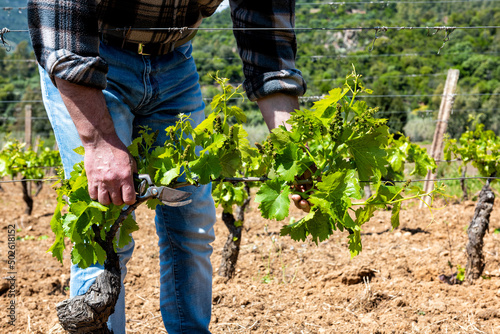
[39,41,216,334]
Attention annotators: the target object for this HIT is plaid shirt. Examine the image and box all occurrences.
[27,0,306,101]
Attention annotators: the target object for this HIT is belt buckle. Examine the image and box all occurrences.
[138,43,150,56]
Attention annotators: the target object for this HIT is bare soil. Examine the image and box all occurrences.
[1,182,500,333]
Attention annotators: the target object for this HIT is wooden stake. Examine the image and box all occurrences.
[420,69,460,208]
[24,105,32,149]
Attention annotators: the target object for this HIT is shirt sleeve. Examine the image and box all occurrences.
[27,0,108,89]
[229,0,306,101]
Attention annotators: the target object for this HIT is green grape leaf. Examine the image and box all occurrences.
[269,126,292,152]
[69,186,92,204]
[201,133,226,153]
[73,146,85,156]
[194,113,217,139]
[47,202,65,263]
[312,87,348,116]
[94,242,107,266]
[189,153,222,184]
[303,209,333,245]
[71,174,88,192]
[118,214,140,249]
[346,128,388,182]
[88,201,109,212]
[219,149,241,178]
[128,137,141,157]
[348,229,362,257]
[62,213,81,242]
[274,143,309,182]
[70,201,89,217]
[280,218,308,242]
[72,243,96,269]
[146,198,163,210]
[158,160,181,186]
[255,179,291,221]
[228,106,246,124]
[309,170,361,217]
[355,205,378,226]
[391,201,402,229]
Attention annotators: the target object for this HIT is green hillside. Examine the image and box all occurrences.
[0,1,498,141]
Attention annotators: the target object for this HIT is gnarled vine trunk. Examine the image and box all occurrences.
[55,199,146,333]
[21,178,33,215]
[218,184,251,279]
[465,183,495,283]
[56,253,120,334]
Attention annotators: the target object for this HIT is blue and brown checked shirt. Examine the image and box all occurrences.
[27,0,306,101]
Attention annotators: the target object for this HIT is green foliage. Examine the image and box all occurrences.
[49,72,439,267]
[445,119,500,179]
[385,133,436,180]
[50,162,129,269]
[191,1,500,138]
[0,137,61,180]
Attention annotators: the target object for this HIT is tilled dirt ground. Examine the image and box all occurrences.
[1,181,500,333]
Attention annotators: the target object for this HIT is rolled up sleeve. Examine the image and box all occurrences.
[229,0,306,101]
[27,0,108,89]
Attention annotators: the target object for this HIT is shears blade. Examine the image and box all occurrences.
[157,187,192,206]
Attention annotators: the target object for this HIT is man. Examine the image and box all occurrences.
[28,1,308,333]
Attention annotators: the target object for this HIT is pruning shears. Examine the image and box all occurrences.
[133,174,192,207]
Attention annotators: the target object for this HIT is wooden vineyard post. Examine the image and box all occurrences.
[24,105,32,148]
[420,69,460,208]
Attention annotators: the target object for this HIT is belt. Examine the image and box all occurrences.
[101,32,196,56]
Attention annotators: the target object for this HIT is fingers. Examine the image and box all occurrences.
[121,182,136,205]
[291,194,311,213]
[88,178,136,206]
[84,143,137,206]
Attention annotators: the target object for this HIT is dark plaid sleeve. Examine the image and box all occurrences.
[229,0,306,101]
[27,0,108,89]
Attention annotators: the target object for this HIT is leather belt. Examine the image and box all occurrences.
[101,32,195,57]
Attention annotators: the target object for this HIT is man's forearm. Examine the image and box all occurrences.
[256,93,300,131]
[55,78,116,145]
[55,77,136,206]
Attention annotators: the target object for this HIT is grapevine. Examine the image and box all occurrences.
[444,119,500,283]
[49,69,439,270]
[0,138,61,214]
[48,69,442,331]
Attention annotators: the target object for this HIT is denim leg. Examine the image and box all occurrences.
[41,39,216,333]
[129,41,216,333]
[39,65,135,334]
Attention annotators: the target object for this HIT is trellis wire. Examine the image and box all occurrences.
[3,0,500,11]
[0,92,497,106]
[1,175,499,184]
[5,50,500,63]
[296,0,500,5]
[2,24,500,34]
[3,0,499,11]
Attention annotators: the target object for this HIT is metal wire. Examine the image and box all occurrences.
[0,175,497,184]
[297,0,500,5]
[0,178,58,183]
[5,50,500,64]
[380,176,500,183]
[3,0,499,11]
[3,25,500,34]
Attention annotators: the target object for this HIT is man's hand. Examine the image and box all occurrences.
[83,137,136,206]
[291,169,312,213]
[257,93,311,213]
[56,78,136,206]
